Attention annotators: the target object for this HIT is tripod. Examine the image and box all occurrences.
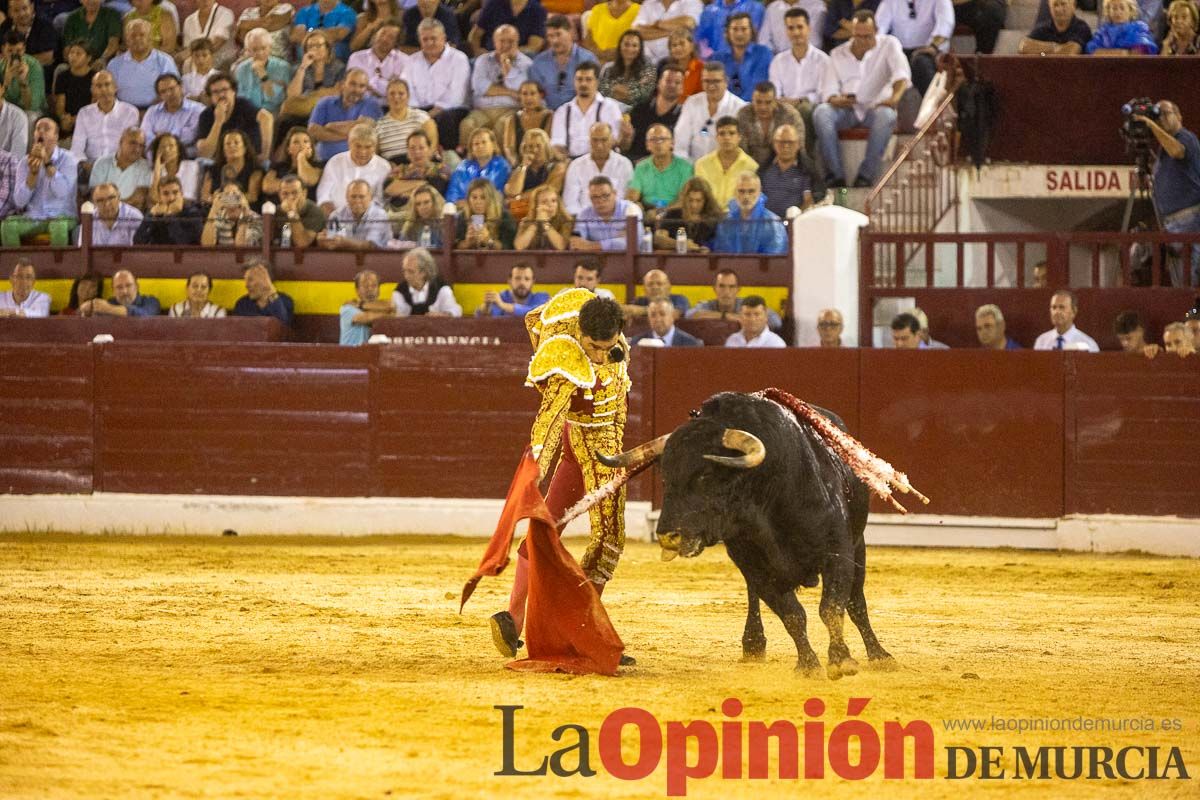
[1121,147,1156,234]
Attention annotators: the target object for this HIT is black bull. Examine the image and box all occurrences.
[601,392,896,679]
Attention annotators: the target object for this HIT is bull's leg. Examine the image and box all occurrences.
[741,585,767,661]
[845,539,898,669]
[756,587,821,676]
[819,549,859,680]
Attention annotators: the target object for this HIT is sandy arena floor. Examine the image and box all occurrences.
[0,533,1197,799]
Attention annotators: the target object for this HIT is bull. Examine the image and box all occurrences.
[600,391,901,679]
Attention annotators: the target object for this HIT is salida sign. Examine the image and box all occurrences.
[1044,168,1137,193]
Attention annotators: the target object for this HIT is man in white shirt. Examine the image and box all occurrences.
[769,7,829,155]
[88,182,144,247]
[725,295,786,347]
[550,61,622,159]
[70,71,140,173]
[634,0,704,64]
[406,18,471,149]
[347,24,409,102]
[760,0,826,51]
[673,61,747,161]
[1033,290,1100,352]
[392,246,463,316]
[812,10,910,187]
[875,0,955,95]
[0,257,50,317]
[316,123,392,214]
[562,122,633,215]
[461,24,532,146]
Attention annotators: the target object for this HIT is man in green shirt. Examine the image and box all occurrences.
[63,0,124,67]
[0,32,45,120]
[625,123,692,221]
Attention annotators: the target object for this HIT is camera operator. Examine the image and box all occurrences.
[1135,100,1200,287]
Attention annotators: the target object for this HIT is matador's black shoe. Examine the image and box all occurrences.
[490,611,523,658]
[620,654,636,666]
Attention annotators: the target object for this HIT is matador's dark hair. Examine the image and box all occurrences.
[579,296,624,340]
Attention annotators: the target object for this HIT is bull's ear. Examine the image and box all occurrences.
[689,408,701,418]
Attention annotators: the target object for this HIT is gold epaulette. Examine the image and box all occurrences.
[527,334,595,389]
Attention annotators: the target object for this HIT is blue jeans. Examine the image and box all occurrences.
[1161,203,1200,287]
[812,103,898,183]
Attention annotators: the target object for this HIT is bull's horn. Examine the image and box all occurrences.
[597,433,670,469]
[659,531,681,562]
[703,429,766,469]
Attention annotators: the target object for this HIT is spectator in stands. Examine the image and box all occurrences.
[275,174,326,248]
[585,0,640,62]
[386,130,451,199]
[1,117,77,247]
[633,296,704,346]
[196,73,273,161]
[725,294,785,347]
[620,65,683,161]
[1113,309,1150,353]
[80,268,161,317]
[169,272,227,317]
[471,0,548,55]
[376,79,438,162]
[626,123,691,216]
[88,181,143,245]
[975,303,1021,350]
[1161,0,1200,54]
[953,0,1007,54]
[696,0,765,58]
[234,259,295,325]
[182,39,219,103]
[320,177,392,249]
[462,25,531,145]
[777,10,838,133]
[653,174,722,251]
[263,127,322,206]
[183,0,237,68]
[308,68,382,162]
[201,129,263,206]
[89,127,150,209]
[500,80,551,163]
[1138,100,1200,287]
[0,31,46,121]
[628,267,689,317]
[663,29,704,97]
[600,30,657,111]
[563,121,632,214]
[393,246,463,316]
[687,266,782,329]
[0,148,18,219]
[875,0,953,96]
[1019,0,1093,53]
[141,74,204,156]
[713,170,787,254]
[124,0,178,57]
[446,127,512,202]
[513,183,572,248]
[401,0,464,52]
[340,268,395,344]
[398,183,447,245]
[201,182,263,246]
[503,127,565,213]
[0,95,26,158]
[761,0,827,53]
[51,42,95,138]
[281,30,344,128]
[292,0,358,62]
[633,0,703,65]
[352,0,405,54]
[573,255,616,298]
[891,311,921,348]
[347,25,408,105]
[316,121,390,214]
[1033,290,1100,351]
[738,81,801,166]
[70,71,139,172]
[1086,0,1159,52]
[911,307,949,348]
[455,177,517,249]
[550,61,623,159]
[529,14,597,111]
[814,10,909,188]
[674,61,747,161]
[1163,321,1197,356]
[134,176,205,243]
[150,133,201,204]
[572,174,641,250]
[476,263,550,316]
[3,0,55,70]
[236,0,296,62]
[1032,260,1049,288]
[407,19,471,150]
[0,258,49,317]
[717,12,772,102]
[759,123,823,216]
[108,19,179,110]
[64,0,123,68]
[694,116,757,206]
[235,27,293,116]
[62,273,104,316]
[817,307,843,346]
[824,0,881,50]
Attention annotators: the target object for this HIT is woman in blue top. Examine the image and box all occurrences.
[1085,0,1160,53]
[445,128,512,202]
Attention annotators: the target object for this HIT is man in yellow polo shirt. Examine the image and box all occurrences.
[692,114,758,206]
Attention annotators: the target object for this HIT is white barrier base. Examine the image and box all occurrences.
[0,494,1196,557]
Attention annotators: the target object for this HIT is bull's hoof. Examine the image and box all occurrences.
[741,649,766,663]
[827,657,859,680]
[866,656,900,672]
[795,653,823,677]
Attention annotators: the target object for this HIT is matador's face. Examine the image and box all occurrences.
[581,334,621,365]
